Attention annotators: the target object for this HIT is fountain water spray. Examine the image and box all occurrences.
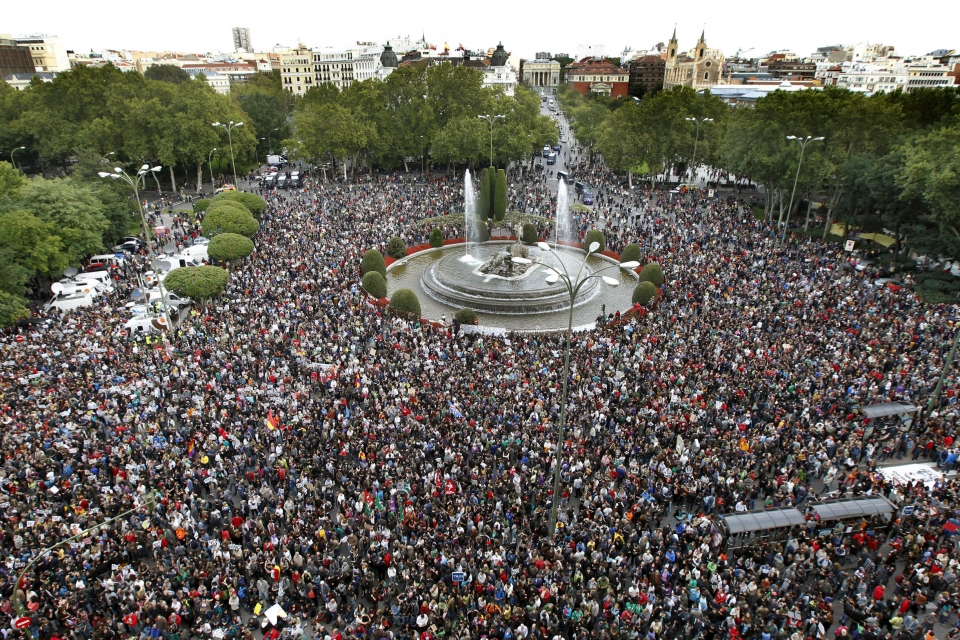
[555,180,573,247]
[463,169,479,262]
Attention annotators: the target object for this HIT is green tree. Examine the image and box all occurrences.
[431,116,486,168]
[0,291,29,326]
[638,262,664,286]
[477,167,492,221]
[389,288,421,317]
[361,271,387,299]
[632,281,657,306]
[144,65,191,84]
[584,229,605,253]
[493,169,507,222]
[360,249,387,278]
[386,236,407,259]
[207,232,254,263]
[454,307,477,325]
[201,205,259,237]
[291,102,373,179]
[163,265,231,303]
[898,124,960,239]
[13,177,109,265]
[212,191,267,217]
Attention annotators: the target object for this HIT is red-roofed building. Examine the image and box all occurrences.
[566,59,629,97]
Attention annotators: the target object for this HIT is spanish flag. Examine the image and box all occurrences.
[187,438,195,459]
[266,410,279,432]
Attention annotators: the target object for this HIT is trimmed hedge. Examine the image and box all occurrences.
[521,223,538,245]
[638,262,665,286]
[473,220,490,243]
[584,229,605,253]
[632,281,657,306]
[361,271,387,299]
[620,243,642,264]
[163,266,231,302]
[207,233,254,262]
[360,249,387,278]
[389,288,421,317]
[386,236,407,259]
[194,200,212,214]
[454,307,477,325]
[201,206,259,238]
[493,169,507,222]
[478,168,491,221]
[212,191,267,218]
[429,228,444,248]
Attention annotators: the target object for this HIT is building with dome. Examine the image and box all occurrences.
[481,43,517,96]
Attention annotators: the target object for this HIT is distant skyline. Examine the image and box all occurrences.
[5,0,957,60]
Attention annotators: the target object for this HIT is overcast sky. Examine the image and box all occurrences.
[6,0,957,60]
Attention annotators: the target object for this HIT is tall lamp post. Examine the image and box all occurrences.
[684,117,713,185]
[9,146,25,175]
[99,165,173,331]
[779,135,824,247]
[12,494,155,616]
[207,148,218,190]
[212,120,243,187]
[478,114,505,168]
[514,243,640,536]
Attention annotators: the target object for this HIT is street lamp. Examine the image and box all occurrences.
[478,114,505,168]
[257,138,267,167]
[207,148,218,189]
[9,146,25,175]
[212,120,243,187]
[779,135,824,247]
[519,242,640,536]
[684,117,713,185]
[99,165,173,331]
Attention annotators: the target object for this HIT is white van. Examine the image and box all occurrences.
[88,254,127,268]
[51,279,112,297]
[180,245,209,262]
[71,271,114,285]
[156,255,203,272]
[144,289,191,308]
[46,293,96,312]
[123,316,166,335]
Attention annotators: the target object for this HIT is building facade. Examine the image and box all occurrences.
[523,58,561,94]
[280,45,314,95]
[628,55,665,93]
[566,59,629,97]
[481,43,517,96]
[765,59,816,81]
[0,36,35,76]
[14,34,69,72]
[663,30,723,90]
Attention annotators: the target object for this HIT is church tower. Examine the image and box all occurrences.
[696,29,706,60]
[667,26,678,61]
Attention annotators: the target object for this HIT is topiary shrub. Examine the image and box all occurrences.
[473,220,490,243]
[429,227,444,248]
[194,200,211,214]
[478,168,492,221]
[584,229,605,253]
[389,288,421,317]
[360,249,387,278]
[163,266,231,303]
[521,223,538,245]
[638,262,665,287]
[212,191,267,218]
[493,169,507,222]
[454,308,477,325]
[207,233,254,263]
[620,243,642,264]
[632,281,657,306]
[385,236,407,259]
[201,205,259,238]
[361,271,387,299]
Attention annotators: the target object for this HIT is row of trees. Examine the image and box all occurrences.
[0,64,268,192]
[567,82,960,259]
[287,65,558,177]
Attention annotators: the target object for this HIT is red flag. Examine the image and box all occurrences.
[945,521,958,533]
[444,479,457,495]
[265,410,278,432]
[435,470,442,487]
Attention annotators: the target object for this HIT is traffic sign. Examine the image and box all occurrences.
[119,330,128,337]
[14,617,30,629]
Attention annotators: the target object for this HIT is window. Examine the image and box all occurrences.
[704,72,710,80]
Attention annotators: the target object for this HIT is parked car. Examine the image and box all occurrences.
[122,316,167,335]
[290,171,301,188]
[215,184,236,193]
[582,188,594,205]
[546,152,557,165]
[542,146,552,157]
[144,289,192,308]
[277,175,287,189]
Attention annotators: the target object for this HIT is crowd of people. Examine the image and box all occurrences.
[3,157,960,640]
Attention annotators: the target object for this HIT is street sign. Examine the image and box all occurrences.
[451,571,464,583]
[14,617,30,629]
[844,240,855,252]
[119,330,128,337]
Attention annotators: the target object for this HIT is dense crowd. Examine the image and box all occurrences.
[3,162,960,640]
